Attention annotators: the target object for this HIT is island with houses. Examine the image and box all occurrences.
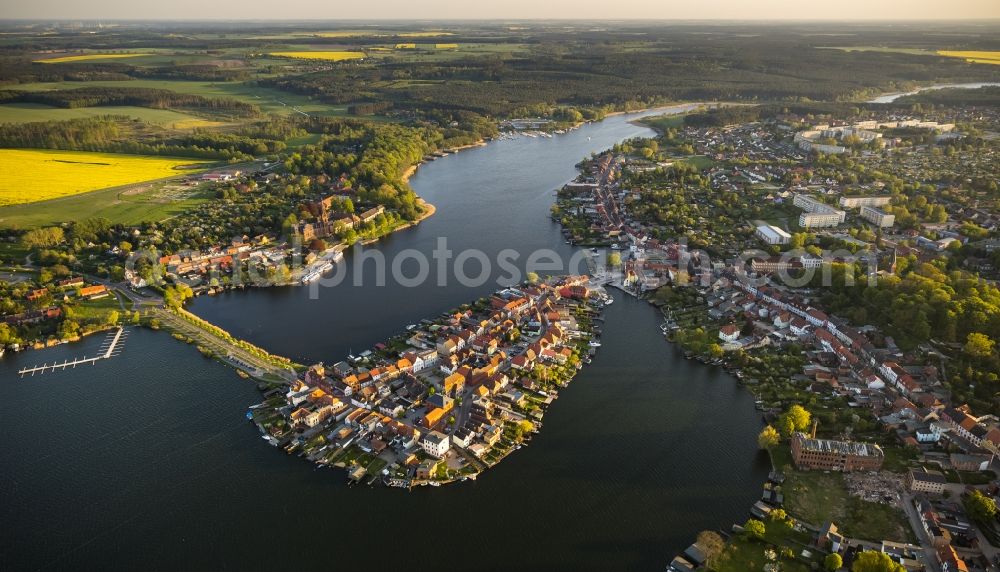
[247,275,607,487]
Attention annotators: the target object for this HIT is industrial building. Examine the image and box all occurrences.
[755,224,792,245]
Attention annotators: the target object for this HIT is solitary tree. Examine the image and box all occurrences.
[744,518,766,541]
[786,404,811,431]
[824,552,843,571]
[696,530,725,563]
[758,425,780,449]
[964,490,998,522]
[606,252,622,267]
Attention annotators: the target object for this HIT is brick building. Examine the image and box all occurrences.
[791,432,884,472]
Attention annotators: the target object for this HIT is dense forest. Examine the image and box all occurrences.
[0,87,259,117]
[0,116,285,160]
[283,120,442,220]
[896,86,1000,107]
[261,38,999,116]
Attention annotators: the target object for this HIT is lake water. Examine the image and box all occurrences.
[2,107,769,571]
[868,82,1000,103]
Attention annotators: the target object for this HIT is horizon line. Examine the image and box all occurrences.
[3,17,1000,23]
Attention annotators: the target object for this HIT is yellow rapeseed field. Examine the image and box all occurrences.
[268,51,365,61]
[937,51,1000,65]
[38,53,151,64]
[395,43,417,49]
[435,44,459,49]
[0,149,205,207]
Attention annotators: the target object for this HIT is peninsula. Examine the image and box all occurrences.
[248,275,606,487]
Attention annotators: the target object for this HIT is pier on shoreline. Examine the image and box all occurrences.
[17,327,127,377]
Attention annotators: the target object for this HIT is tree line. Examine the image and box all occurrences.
[0,87,259,117]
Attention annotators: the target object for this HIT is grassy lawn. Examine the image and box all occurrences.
[36,53,154,64]
[0,177,215,229]
[640,113,687,131]
[758,204,802,231]
[713,539,812,572]
[70,294,123,322]
[784,470,848,525]
[681,155,716,170]
[881,445,919,472]
[5,79,352,117]
[783,469,913,542]
[841,498,916,543]
[769,445,794,471]
[0,241,31,264]
[713,525,816,572]
[366,457,388,475]
[0,103,224,128]
[286,133,324,148]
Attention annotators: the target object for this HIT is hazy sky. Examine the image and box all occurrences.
[4,0,999,21]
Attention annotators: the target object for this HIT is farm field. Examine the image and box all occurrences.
[268,51,365,61]
[308,30,453,38]
[35,52,152,64]
[368,42,528,62]
[823,46,935,56]
[0,172,216,228]
[4,79,352,117]
[824,47,1000,66]
[937,50,1000,65]
[0,149,207,207]
[400,31,453,37]
[0,103,225,128]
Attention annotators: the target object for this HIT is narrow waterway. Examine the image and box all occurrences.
[2,107,770,570]
[189,108,678,362]
[868,82,1000,103]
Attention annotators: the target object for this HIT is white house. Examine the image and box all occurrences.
[719,324,740,343]
[422,431,451,458]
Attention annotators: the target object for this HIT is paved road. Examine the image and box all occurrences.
[148,307,297,383]
[901,493,942,572]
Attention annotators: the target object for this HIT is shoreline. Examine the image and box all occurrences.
[353,141,478,244]
[249,278,609,488]
[554,148,775,560]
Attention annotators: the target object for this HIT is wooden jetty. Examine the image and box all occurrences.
[17,327,127,377]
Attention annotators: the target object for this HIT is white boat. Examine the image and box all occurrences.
[300,260,333,283]
[406,324,417,331]
[589,340,602,347]
[300,271,323,284]
[603,298,614,305]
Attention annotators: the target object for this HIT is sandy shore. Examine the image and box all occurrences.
[398,139,486,226]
